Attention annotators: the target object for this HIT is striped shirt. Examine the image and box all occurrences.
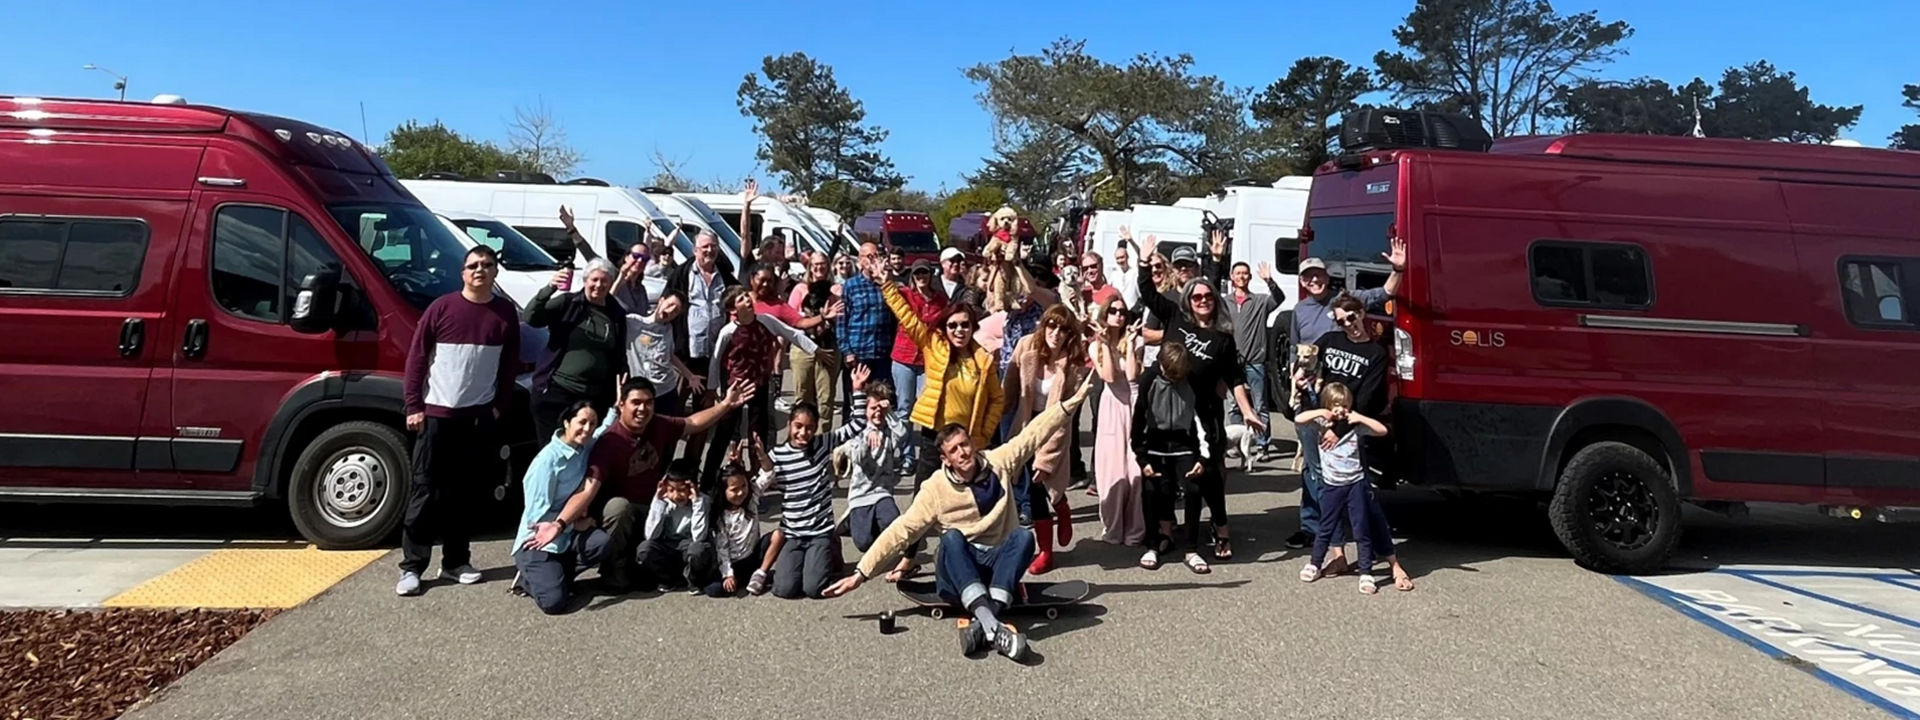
[765,393,870,537]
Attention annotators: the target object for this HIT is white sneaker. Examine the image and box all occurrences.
[775,397,795,412]
[396,571,423,596]
[441,564,483,585]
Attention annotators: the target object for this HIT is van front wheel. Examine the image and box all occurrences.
[287,421,410,550]
[1548,442,1681,574]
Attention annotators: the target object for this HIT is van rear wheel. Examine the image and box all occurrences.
[287,421,410,550]
[1547,442,1681,574]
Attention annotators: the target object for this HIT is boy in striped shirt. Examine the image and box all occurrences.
[752,366,878,599]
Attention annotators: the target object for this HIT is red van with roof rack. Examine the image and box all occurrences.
[1304,108,1920,573]
[854,210,941,264]
[0,96,536,549]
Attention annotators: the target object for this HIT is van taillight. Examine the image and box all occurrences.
[1392,326,1415,379]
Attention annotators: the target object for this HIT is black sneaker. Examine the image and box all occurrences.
[959,621,988,657]
[1285,530,1311,549]
[992,625,1028,661]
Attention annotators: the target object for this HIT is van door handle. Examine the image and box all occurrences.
[182,319,210,359]
[118,318,145,358]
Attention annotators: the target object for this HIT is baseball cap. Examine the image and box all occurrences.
[1298,257,1328,273]
[940,247,966,262]
[910,259,936,274]
[1170,245,1199,267]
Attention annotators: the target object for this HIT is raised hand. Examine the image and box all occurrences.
[1383,234,1406,270]
[1257,262,1273,282]
[550,268,573,290]
[1068,369,1097,407]
[743,178,759,205]
[850,362,872,390]
[824,298,846,319]
[1118,225,1132,241]
[724,378,758,408]
[558,205,577,232]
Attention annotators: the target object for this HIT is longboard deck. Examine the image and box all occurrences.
[897,579,1089,620]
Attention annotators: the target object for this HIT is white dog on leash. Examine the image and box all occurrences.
[1222,422,1257,473]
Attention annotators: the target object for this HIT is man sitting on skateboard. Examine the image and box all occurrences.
[826,373,1095,660]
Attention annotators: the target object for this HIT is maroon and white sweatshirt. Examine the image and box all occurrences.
[404,292,521,419]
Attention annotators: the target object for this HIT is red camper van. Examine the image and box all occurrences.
[947,211,1039,256]
[0,96,535,549]
[1304,109,1920,573]
[854,210,940,264]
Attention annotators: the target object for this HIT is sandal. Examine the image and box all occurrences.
[1211,534,1233,561]
[1359,574,1380,595]
[1321,556,1351,577]
[1184,553,1211,575]
[1393,571,1416,592]
[1139,549,1161,570]
[1299,561,1322,582]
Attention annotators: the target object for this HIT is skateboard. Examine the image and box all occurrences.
[896,579,1089,620]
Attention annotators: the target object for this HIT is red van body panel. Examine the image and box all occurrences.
[1305,136,1920,509]
[854,210,941,264]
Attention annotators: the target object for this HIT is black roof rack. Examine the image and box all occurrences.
[419,171,463,181]
[564,177,610,186]
[491,170,557,184]
[1339,108,1492,154]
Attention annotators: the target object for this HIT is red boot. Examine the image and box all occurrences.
[1028,519,1055,575]
[1053,497,1073,546]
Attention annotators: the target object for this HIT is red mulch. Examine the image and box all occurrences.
[2,608,278,720]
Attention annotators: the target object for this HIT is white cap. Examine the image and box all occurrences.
[940,247,966,262]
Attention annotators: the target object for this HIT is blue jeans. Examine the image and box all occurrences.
[891,362,925,466]
[934,527,1035,610]
[1296,422,1326,536]
[1228,365,1271,449]
[513,527,610,615]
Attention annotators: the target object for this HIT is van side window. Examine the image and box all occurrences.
[1840,259,1914,329]
[1528,241,1652,309]
[0,217,148,295]
[606,220,643,260]
[212,206,342,323]
[514,226,572,259]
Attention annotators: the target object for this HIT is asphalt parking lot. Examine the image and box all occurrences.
[16,462,1909,720]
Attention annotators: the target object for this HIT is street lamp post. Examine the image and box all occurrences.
[81,64,128,101]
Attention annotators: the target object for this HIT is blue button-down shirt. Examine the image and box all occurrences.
[511,428,599,555]
[839,274,895,361]
[685,266,727,359]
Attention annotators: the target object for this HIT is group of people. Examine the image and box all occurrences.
[395,199,1415,661]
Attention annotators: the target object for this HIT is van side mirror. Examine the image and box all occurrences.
[289,265,342,335]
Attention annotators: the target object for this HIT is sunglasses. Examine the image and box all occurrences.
[1190,292,1215,302]
[945,320,976,330]
[1336,314,1361,327]
[464,262,496,271]
[1081,263,1101,271]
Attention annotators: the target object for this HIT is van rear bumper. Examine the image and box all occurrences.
[1391,398,1558,491]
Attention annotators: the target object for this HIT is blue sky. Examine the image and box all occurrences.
[5,0,1911,192]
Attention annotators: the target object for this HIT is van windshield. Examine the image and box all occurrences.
[329,203,471,309]
[452,219,560,272]
[890,230,939,252]
[1305,212,1393,266]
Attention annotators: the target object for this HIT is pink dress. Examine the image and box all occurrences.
[1094,337,1145,545]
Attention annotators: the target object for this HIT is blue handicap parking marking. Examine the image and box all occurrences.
[1623,566,1920,719]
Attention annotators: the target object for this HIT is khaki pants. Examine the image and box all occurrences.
[789,346,840,428]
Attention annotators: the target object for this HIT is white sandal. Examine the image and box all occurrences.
[1139,549,1160,570]
[1184,553,1211,575]
[1299,561,1322,583]
[1359,574,1379,595]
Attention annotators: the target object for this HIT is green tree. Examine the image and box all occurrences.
[1552,77,1714,135]
[934,185,1011,237]
[376,120,527,180]
[1894,84,1920,150]
[738,52,902,196]
[1709,61,1861,143]
[861,186,940,215]
[966,38,1245,204]
[967,126,1091,212]
[1253,56,1376,174]
[1374,0,1633,137]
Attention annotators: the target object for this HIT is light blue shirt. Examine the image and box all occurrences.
[511,427,602,555]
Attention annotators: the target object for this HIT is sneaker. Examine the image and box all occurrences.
[1284,530,1311,549]
[395,571,423,596]
[747,569,770,596]
[775,397,795,413]
[959,620,988,656]
[441,564,483,585]
[992,624,1029,661]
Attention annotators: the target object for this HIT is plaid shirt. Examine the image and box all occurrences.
[724,320,780,384]
[839,275,895,360]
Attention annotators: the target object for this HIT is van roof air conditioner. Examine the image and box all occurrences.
[1339,109,1492,154]
[564,177,610,187]
[491,170,556,184]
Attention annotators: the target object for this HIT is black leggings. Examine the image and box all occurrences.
[1183,463,1228,547]
[1141,453,1193,553]
[701,393,770,493]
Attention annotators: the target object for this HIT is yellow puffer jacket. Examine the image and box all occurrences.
[882,281,1005,448]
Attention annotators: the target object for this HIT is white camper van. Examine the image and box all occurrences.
[431,210,563,308]
[638,189,751,265]
[402,177,745,298]
[800,206,858,254]
[681,192,837,260]
[1170,177,1311,311]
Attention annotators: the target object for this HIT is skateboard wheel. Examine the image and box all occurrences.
[1045,608,1059,620]
[930,607,945,620]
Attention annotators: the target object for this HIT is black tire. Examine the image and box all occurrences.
[1547,441,1682,574]
[286,421,411,550]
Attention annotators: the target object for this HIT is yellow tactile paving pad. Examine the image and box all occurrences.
[103,547,387,609]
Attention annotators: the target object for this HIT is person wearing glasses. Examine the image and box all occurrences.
[874,255,1006,487]
[1003,303,1088,574]
[1279,239,1405,551]
[1307,294,1414,592]
[398,246,522,597]
[1134,254,1266,566]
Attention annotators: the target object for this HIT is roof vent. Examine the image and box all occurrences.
[491,170,556,184]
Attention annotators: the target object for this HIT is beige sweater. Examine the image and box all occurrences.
[856,398,1080,578]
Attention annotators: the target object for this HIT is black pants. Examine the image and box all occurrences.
[533,384,611,443]
[914,429,943,488]
[772,533,835,599]
[1184,465,1228,547]
[700,393,771,492]
[400,415,498,574]
[1141,452,1196,554]
[635,536,717,590]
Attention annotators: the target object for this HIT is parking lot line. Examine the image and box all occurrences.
[1724,569,1920,632]
[104,546,388,609]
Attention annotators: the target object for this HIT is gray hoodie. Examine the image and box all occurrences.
[836,409,911,509]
